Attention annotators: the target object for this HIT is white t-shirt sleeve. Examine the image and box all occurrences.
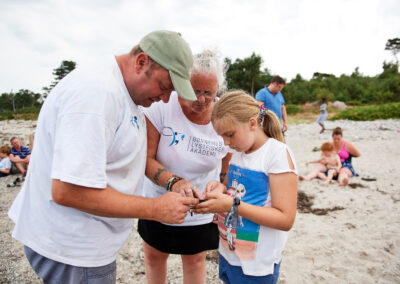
[0,157,12,169]
[51,113,109,188]
[267,142,297,175]
[143,99,166,133]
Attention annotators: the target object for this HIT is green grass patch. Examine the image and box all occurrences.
[333,103,400,121]
[286,104,301,115]
[0,107,41,121]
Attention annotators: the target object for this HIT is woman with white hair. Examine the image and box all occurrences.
[138,48,231,284]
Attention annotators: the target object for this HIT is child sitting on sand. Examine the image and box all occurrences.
[300,142,342,184]
[0,145,12,177]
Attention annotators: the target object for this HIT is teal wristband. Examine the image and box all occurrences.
[165,176,183,191]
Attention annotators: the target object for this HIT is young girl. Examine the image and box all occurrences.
[194,90,298,284]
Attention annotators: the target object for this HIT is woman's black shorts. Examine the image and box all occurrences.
[138,219,219,255]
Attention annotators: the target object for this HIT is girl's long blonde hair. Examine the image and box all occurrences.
[211,90,284,143]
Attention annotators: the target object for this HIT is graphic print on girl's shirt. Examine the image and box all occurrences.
[215,163,269,261]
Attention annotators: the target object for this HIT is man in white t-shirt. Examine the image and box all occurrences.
[8,30,199,283]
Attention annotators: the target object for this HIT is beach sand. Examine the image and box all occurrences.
[1,119,400,283]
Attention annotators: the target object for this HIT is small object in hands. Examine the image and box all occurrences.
[224,196,243,251]
[199,199,208,203]
[190,185,200,198]
[190,186,200,216]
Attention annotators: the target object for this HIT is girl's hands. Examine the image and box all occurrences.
[201,180,226,199]
[193,191,233,214]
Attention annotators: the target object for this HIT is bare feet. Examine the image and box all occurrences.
[339,177,349,186]
[299,176,310,181]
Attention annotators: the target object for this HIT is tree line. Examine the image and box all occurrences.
[1,38,399,113]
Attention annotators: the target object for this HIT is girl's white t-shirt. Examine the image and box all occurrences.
[216,138,297,276]
[8,57,147,267]
[143,92,228,226]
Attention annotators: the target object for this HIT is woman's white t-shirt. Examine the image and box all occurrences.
[143,92,228,226]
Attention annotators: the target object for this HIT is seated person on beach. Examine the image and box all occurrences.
[300,142,342,184]
[332,127,361,186]
[9,137,31,176]
[0,145,12,178]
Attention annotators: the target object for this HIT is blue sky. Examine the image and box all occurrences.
[0,0,399,94]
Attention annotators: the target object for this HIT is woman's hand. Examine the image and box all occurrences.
[193,191,232,214]
[171,179,201,198]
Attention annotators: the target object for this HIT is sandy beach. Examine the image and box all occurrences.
[1,119,400,283]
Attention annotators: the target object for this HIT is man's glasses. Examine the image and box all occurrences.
[194,90,217,99]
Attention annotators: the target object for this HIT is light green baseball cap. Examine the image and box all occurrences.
[139,30,196,101]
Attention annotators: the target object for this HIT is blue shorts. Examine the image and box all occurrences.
[342,160,358,176]
[219,253,281,284]
[24,246,116,284]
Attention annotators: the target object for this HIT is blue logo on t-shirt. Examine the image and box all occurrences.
[130,115,139,129]
[162,126,185,146]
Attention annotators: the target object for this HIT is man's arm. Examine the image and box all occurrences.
[9,153,23,163]
[51,179,198,224]
[281,104,288,132]
[24,154,31,163]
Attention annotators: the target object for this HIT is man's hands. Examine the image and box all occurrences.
[283,122,288,132]
[51,179,198,224]
[163,179,230,217]
[152,192,198,224]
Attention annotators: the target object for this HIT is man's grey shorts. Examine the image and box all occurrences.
[24,246,116,284]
